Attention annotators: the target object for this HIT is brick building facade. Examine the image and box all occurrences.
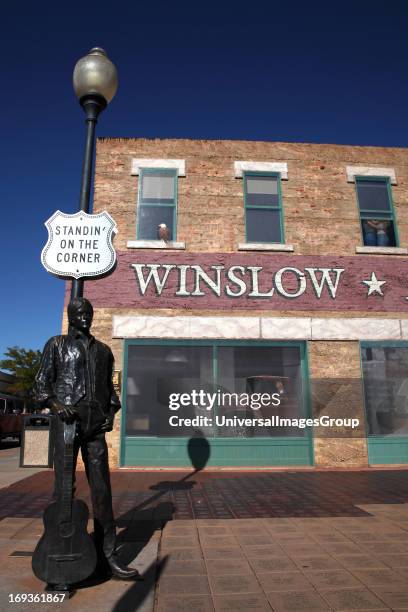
[63,138,408,469]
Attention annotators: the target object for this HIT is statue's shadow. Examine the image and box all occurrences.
[76,431,210,604]
[76,471,197,588]
[113,429,210,566]
[115,469,199,559]
[109,471,200,611]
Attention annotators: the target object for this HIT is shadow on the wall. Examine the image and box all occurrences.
[188,429,211,471]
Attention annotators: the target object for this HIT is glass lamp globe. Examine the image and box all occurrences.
[73,47,118,104]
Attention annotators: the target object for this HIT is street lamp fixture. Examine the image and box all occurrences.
[73,47,118,109]
[71,48,118,300]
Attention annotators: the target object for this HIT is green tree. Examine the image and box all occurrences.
[0,347,42,411]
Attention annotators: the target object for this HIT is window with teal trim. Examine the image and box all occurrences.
[244,172,284,243]
[356,177,398,247]
[124,342,307,439]
[361,344,408,435]
[137,168,177,240]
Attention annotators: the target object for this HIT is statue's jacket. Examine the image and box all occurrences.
[35,328,121,433]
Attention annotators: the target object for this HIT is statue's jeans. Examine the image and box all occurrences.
[52,417,116,559]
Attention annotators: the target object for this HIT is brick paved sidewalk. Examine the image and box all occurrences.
[157,508,408,611]
[1,469,408,610]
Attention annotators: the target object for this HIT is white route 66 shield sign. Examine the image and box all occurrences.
[41,210,118,279]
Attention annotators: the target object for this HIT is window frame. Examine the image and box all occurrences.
[360,340,408,465]
[360,340,408,438]
[243,171,285,244]
[136,167,178,241]
[122,338,311,440]
[354,175,399,247]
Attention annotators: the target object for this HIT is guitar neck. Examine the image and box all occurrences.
[60,422,76,523]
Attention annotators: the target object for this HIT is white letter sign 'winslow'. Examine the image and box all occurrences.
[41,210,118,279]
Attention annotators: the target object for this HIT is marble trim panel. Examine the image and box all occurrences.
[234,161,289,179]
[112,315,404,341]
[127,240,186,250]
[346,165,397,184]
[311,317,401,340]
[355,245,408,255]
[237,242,294,252]
[261,318,312,339]
[189,317,260,339]
[113,315,260,339]
[131,158,186,176]
[400,320,408,339]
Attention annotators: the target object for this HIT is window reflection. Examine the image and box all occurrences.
[362,346,408,436]
[125,345,214,437]
[125,343,306,439]
[217,346,305,437]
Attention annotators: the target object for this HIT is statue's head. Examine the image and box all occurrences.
[67,298,94,334]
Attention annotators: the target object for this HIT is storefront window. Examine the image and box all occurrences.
[125,344,214,437]
[361,344,408,436]
[217,345,305,437]
[124,342,307,439]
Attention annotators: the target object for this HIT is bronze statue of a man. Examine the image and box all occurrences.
[35,297,139,580]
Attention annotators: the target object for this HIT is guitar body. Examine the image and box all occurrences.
[32,421,97,586]
[32,499,97,585]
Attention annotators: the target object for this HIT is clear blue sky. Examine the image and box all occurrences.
[1,0,408,360]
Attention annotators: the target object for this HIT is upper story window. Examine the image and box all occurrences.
[244,172,284,243]
[137,168,178,241]
[355,177,398,248]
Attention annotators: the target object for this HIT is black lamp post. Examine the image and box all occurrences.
[70,47,118,300]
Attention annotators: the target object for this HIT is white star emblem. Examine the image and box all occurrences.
[362,272,386,296]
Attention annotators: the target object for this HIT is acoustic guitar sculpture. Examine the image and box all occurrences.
[32,422,97,587]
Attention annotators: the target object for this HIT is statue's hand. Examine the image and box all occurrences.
[58,406,78,423]
[49,400,78,423]
[98,416,114,433]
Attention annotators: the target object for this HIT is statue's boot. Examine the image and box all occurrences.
[106,554,143,580]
